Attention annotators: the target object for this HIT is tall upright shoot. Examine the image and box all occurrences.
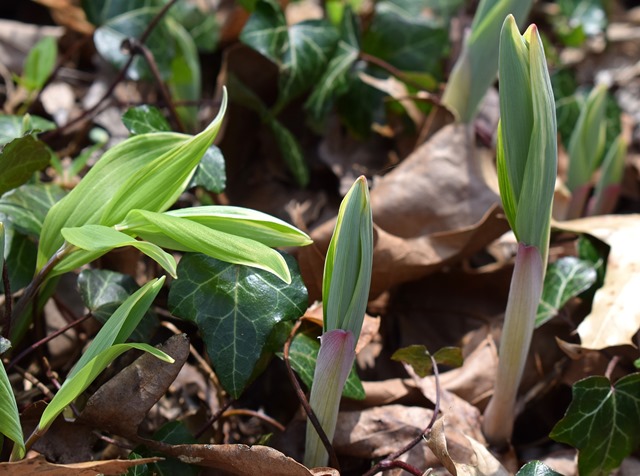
[304,176,373,468]
[482,15,557,446]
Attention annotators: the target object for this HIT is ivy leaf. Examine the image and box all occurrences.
[0,114,55,147]
[0,232,37,293]
[362,1,448,74]
[0,135,51,196]
[122,105,171,135]
[516,461,563,476]
[265,117,308,187]
[189,145,226,193]
[82,0,155,26]
[535,256,597,327]
[241,0,339,107]
[0,183,66,236]
[305,7,360,121]
[550,373,640,476]
[279,326,364,400]
[168,252,307,398]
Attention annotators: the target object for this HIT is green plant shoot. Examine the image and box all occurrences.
[482,15,557,446]
[441,0,532,123]
[588,133,627,216]
[304,176,373,468]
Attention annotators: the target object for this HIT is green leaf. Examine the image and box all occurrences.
[0,183,66,236]
[168,252,307,398]
[535,257,597,327]
[241,0,340,107]
[94,7,174,81]
[122,105,171,135]
[67,277,164,380]
[124,209,291,283]
[305,7,360,121]
[0,231,37,293]
[82,0,155,26]
[516,461,563,476]
[433,347,463,368]
[281,327,364,400]
[189,146,226,193]
[38,90,227,272]
[61,224,177,278]
[265,117,309,187]
[550,373,640,476]
[21,36,57,92]
[391,345,432,377]
[0,114,55,147]
[0,135,51,196]
[78,269,158,343]
[39,342,173,432]
[169,2,220,52]
[0,336,10,355]
[362,1,448,74]
[0,355,24,459]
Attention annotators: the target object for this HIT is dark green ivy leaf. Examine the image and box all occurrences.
[122,105,171,135]
[82,0,155,26]
[0,183,66,236]
[0,232,37,293]
[0,135,51,196]
[280,326,364,400]
[516,461,563,476]
[550,373,640,476]
[189,145,226,193]
[168,252,308,398]
[536,256,597,327]
[0,114,56,147]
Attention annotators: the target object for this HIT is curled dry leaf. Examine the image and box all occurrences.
[79,334,190,437]
[299,123,508,301]
[555,215,640,349]
[0,454,161,476]
[141,441,313,476]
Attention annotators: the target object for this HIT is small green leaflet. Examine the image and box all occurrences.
[516,461,563,476]
[280,327,365,400]
[168,252,307,399]
[536,256,597,327]
[0,135,51,196]
[391,345,463,378]
[550,373,640,476]
[21,36,57,92]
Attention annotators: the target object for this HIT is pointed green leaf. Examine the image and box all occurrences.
[61,224,177,278]
[168,252,307,398]
[550,373,640,476]
[122,105,171,135]
[67,277,164,380]
[265,115,309,187]
[21,36,57,92]
[38,90,227,271]
[39,343,173,432]
[0,354,24,459]
[0,135,51,196]
[126,209,291,283]
[590,133,627,215]
[323,176,373,340]
[536,257,597,327]
[278,327,364,400]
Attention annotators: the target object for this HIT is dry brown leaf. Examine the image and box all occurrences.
[554,215,640,349]
[299,123,508,301]
[425,417,458,475]
[358,72,426,127]
[33,0,95,34]
[141,441,313,475]
[0,454,161,475]
[79,334,190,437]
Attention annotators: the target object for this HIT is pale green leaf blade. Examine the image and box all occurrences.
[129,209,291,283]
[0,359,24,459]
[496,121,518,233]
[550,374,640,476]
[22,36,57,92]
[66,278,164,380]
[39,343,173,431]
[61,225,177,277]
[536,257,597,327]
[168,252,307,398]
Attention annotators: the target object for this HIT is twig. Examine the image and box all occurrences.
[194,399,234,439]
[124,39,185,132]
[222,409,286,433]
[605,355,620,381]
[8,313,91,371]
[363,354,441,476]
[2,260,12,338]
[41,0,181,140]
[283,320,340,470]
[13,365,55,400]
[376,459,424,476]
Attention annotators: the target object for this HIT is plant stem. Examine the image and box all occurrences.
[2,260,12,338]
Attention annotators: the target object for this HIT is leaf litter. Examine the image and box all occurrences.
[2,1,640,475]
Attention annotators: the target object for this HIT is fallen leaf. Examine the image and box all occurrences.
[554,215,640,349]
[79,334,190,437]
[0,454,160,475]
